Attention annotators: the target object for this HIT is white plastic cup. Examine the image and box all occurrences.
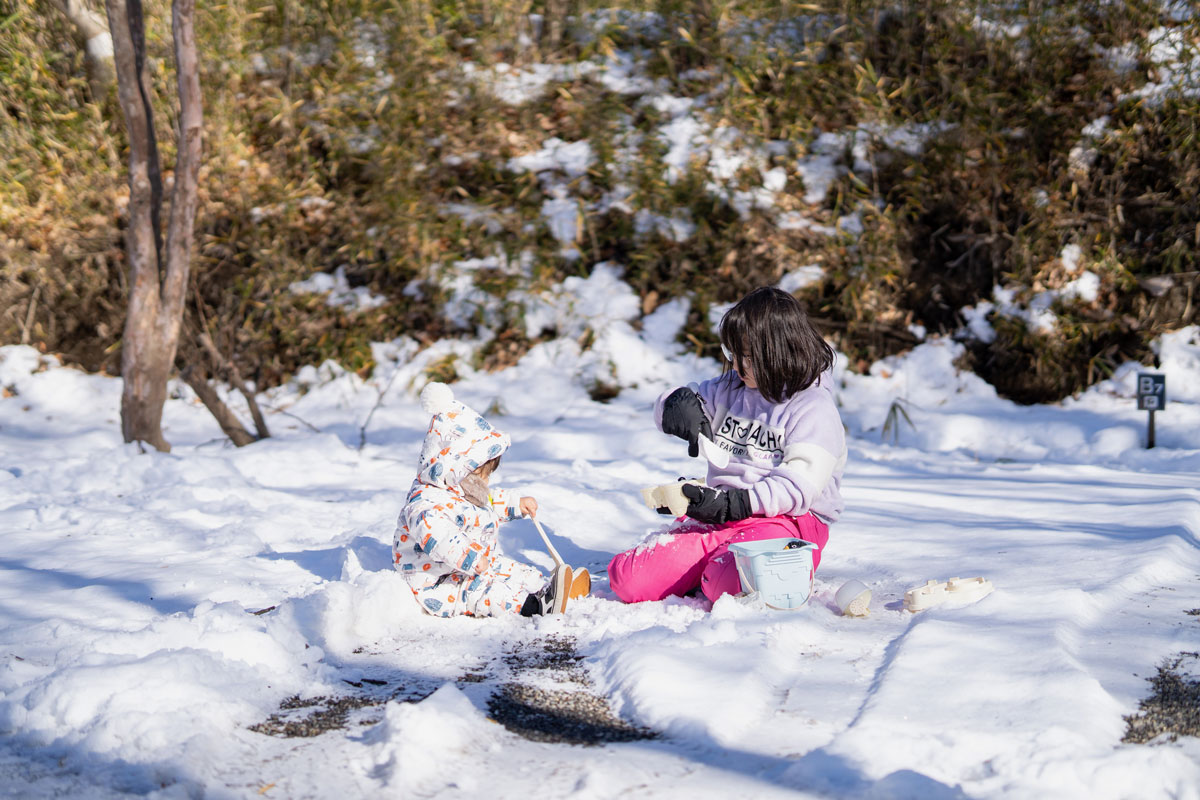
[835,579,871,617]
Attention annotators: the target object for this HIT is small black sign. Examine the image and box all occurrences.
[1137,373,1166,411]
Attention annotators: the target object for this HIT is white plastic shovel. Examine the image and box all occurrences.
[696,434,730,468]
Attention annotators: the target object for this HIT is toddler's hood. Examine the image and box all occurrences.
[415,382,510,489]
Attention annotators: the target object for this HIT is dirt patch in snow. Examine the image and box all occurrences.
[1123,650,1200,744]
[248,634,655,745]
[486,635,655,745]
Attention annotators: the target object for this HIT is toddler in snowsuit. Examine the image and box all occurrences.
[394,382,589,618]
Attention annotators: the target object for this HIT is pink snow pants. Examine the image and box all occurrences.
[607,513,829,604]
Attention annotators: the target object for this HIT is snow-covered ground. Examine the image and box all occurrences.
[2,312,1200,798]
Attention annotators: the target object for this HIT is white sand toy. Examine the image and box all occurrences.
[696,434,730,468]
[904,576,993,612]
[728,538,819,610]
[834,579,871,617]
[640,479,704,517]
[530,516,565,568]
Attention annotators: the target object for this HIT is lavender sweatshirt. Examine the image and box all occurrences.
[655,372,846,523]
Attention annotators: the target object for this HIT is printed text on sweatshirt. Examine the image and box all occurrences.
[655,373,846,522]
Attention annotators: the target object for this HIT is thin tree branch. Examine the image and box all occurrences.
[20,285,40,345]
[197,331,270,440]
[238,383,270,440]
[260,402,322,434]
[358,365,404,451]
[180,366,256,447]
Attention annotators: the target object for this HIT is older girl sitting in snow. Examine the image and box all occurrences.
[608,286,846,605]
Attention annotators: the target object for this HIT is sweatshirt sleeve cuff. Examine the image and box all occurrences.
[654,390,669,432]
[490,488,521,520]
[747,489,765,516]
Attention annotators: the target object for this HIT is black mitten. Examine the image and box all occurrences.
[681,484,752,524]
[661,388,714,458]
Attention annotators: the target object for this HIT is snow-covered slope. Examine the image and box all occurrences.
[2,323,1199,798]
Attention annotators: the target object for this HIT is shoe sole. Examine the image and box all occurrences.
[568,568,591,600]
[549,566,569,614]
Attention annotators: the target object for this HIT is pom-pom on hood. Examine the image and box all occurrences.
[415,382,510,489]
[420,381,456,416]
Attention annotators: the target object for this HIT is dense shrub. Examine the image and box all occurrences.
[2,0,1196,401]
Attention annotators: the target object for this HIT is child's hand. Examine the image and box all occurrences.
[662,388,714,458]
[519,497,538,518]
[681,484,752,524]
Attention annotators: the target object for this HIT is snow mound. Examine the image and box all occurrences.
[357,685,499,792]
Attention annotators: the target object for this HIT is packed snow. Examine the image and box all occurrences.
[3,294,1200,798]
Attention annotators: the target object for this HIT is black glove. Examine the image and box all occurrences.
[661,388,714,458]
[681,484,752,524]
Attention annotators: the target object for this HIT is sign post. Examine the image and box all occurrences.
[1137,374,1166,448]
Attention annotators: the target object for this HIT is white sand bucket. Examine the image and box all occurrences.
[728,538,819,610]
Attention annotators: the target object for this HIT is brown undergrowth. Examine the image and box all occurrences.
[2,0,1196,402]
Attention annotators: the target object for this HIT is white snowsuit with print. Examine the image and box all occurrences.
[394,387,545,617]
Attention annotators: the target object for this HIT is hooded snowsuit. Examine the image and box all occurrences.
[394,384,545,617]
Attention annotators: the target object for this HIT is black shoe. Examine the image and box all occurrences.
[519,566,570,617]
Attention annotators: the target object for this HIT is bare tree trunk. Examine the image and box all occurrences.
[107,0,202,452]
[164,0,202,338]
[48,0,116,98]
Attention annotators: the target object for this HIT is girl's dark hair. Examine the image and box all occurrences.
[719,286,835,403]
